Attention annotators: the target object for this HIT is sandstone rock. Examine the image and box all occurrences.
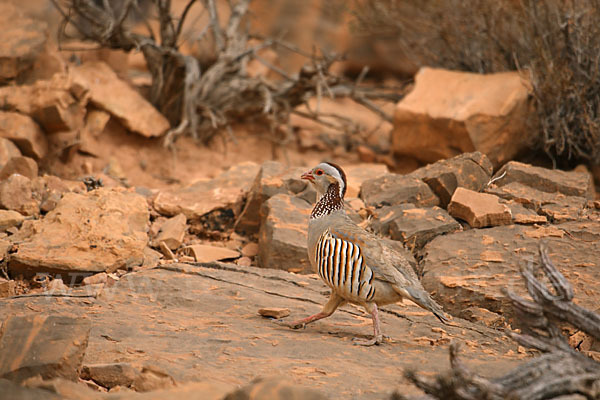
[448,187,512,228]
[0,378,61,400]
[505,201,547,224]
[458,307,505,328]
[370,204,461,249]
[360,173,439,209]
[258,307,291,319]
[0,210,24,231]
[0,156,38,180]
[0,315,90,382]
[234,161,314,235]
[81,362,137,389]
[241,242,259,257]
[79,109,111,157]
[0,174,40,216]
[0,278,15,298]
[486,182,586,223]
[0,3,47,82]
[82,272,107,286]
[392,67,534,167]
[493,161,594,199]
[409,152,493,207]
[71,61,170,137]
[224,377,328,400]
[155,213,187,250]
[9,188,149,277]
[0,138,21,168]
[0,111,47,159]
[154,162,260,223]
[32,175,86,214]
[258,194,312,273]
[181,244,240,263]
[131,366,175,392]
[343,163,388,198]
[421,223,600,322]
[236,256,252,267]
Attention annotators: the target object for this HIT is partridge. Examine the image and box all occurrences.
[289,162,449,345]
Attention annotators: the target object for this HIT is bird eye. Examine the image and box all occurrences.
[315,169,324,176]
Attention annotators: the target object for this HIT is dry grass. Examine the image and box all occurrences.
[354,0,600,165]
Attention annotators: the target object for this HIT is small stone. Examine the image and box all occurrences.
[181,244,240,263]
[155,213,187,250]
[131,366,175,392]
[0,111,47,159]
[505,201,547,224]
[71,61,170,138]
[0,156,38,180]
[82,272,108,286]
[0,278,15,298]
[81,363,137,389]
[46,278,68,293]
[241,242,259,257]
[0,138,21,168]
[159,241,175,260]
[459,307,505,328]
[0,174,40,216]
[0,210,25,231]
[448,187,511,228]
[360,174,439,209]
[258,307,291,319]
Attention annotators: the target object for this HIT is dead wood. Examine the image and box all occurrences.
[397,242,600,400]
[51,0,398,147]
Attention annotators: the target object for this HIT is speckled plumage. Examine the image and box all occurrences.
[290,162,449,345]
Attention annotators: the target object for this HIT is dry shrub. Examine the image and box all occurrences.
[354,0,600,165]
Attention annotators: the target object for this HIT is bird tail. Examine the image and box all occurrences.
[403,286,451,324]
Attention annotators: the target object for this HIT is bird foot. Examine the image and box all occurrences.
[352,334,384,346]
[287,320,307,330]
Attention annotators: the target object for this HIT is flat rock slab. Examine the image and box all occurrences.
[258,193,312,273]
[448,187,512,228]
[421,222,600,322]
[494,161,594,199]
[9,188,149,277]
[409,152,493,207]
[71,61,170,138]
[392,68,534,166]
[360,173,439,209]
[0,111,47,160]
[0,262,523,399]
[0,315,90,382]
[0,3,47,82]
[370,204,461,249]
[154,162,260,221]
[0,174,39,216]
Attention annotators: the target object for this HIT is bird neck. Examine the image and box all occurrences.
[311,182,344,219]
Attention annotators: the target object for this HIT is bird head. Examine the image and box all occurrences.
[301,162,347,199]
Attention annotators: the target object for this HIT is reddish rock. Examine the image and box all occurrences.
[505,201,547,224]
[241,242,259,257]
[0,315,90,382]
[0,156,38,180]
[181,244,240,263]
[9,188,149,277]
[131,366,176,392]
[32,174,86,214]
[0,174,40,216]
[82,272,108,286]
[0,138,21,168]
[71,61,170,137]
[392,67,534,167]
[384,205,461,248]
[493,161,594,199]
[154,213,187,250]
[409,152,494,207]
[0,209,25,231]
[154,162,260,222]
[258,194,312,273]
[234,161,314,235]
[226,377,328,400]
[258,307,291,319]
[0,3,47,82]
[360,173,439,209]
[448,187,512,228]
[421,222,600,322]
[0,111,47,159]
[459,307,505,328]
[343,163,388,198]
[81,363,137,389]
[0,277,15,298]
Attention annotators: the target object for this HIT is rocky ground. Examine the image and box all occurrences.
[1,1,599,399]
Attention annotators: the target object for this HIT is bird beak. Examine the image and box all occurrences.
[301,171,314,182]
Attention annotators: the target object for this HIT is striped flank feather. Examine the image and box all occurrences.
[315,229,376,302]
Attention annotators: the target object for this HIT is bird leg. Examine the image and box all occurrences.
[289,293,344,329]
[353,302,383,346]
